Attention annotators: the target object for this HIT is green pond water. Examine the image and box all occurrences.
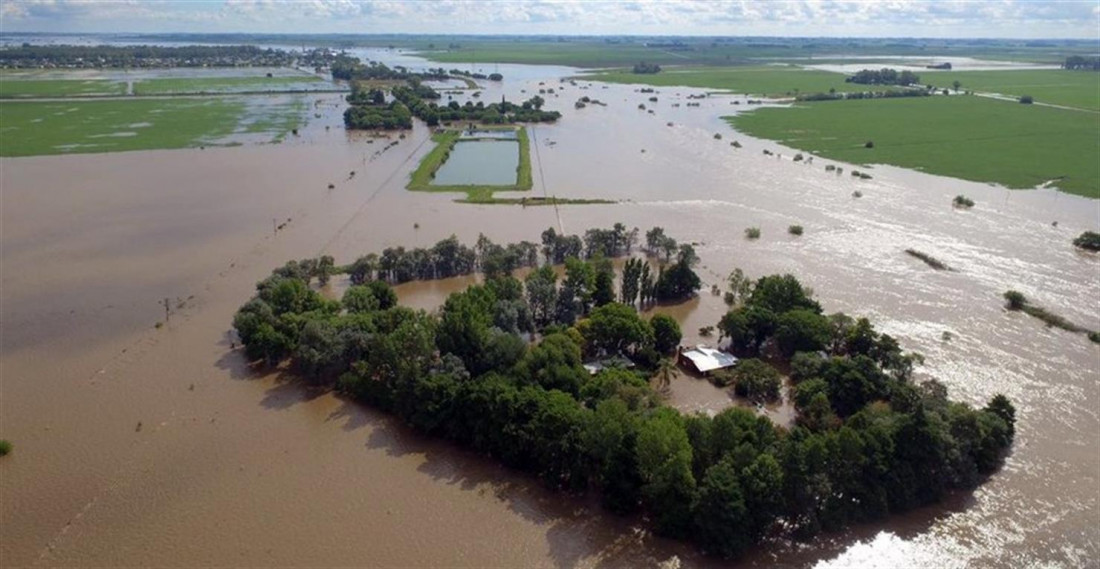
[432,140,519,186]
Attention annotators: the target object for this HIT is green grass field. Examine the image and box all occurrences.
[132,75,325,95]
[0,97,306,156]
[410,38,1090,68]
[923,70,1100,111]
[0,79,127,98]
[729,96,1100,198]
[584,66,877,97]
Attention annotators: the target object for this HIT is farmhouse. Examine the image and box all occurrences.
[678,345,738,375]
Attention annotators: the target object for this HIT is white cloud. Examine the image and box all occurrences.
[0,0,1097,38]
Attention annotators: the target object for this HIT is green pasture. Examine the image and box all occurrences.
[729,95,1099,198]
[132,75,325,95]
[0,79,126,98]
[923,69,1100,111]
[0,97,306,156]
[584,66,874,97]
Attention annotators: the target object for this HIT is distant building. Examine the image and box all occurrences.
[583,357,636,376]
[678,345,738,375]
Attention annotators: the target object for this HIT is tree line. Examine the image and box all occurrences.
[331,55,447,82]
[390,85,560,126]
[344,79,560,130]
[797,88,931,102]
[234,225,700,366]
[0,44,294,69]
[846,68,921,86]
[232,232,1015,560]
[449,69,504,81]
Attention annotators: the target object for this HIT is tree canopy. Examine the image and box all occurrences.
[232,232,1015,561]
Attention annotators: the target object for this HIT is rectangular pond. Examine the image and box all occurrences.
[432,140,519,186]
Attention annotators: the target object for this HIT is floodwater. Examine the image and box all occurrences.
[432,139,520,186]
[2,51,1098,569]
[798,56,1063,74]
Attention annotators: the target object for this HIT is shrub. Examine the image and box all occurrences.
[793,153,804,162]
[1090,331,1100,344]
[1072,231,1100,252]
[745,227,761,240]
[709,369,736,387]
[1019,95,1034,104]
[699,325,715,337]
[0,439,11,457]
[852,190,863,198]
[905,249,950,270]
[1004,290,1027,310]
[788,225,804,236]
[714,133,723,140]
[865,140,874,148]
[953,195,975,208]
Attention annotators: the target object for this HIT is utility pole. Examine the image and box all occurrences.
[162,297,171,322]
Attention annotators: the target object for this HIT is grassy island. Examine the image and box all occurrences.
[233,226,1016,560]
[407,128,533,197]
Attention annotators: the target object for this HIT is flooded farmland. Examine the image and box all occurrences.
[1,51,1098,568]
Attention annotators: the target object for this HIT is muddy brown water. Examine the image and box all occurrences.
[1,62,1098,568]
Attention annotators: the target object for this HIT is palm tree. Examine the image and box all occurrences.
[655,357,677,393]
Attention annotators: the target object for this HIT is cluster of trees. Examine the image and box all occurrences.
[390,86,561,126]
[797,88,930,102]
[633,62,662,74]
[0,44,292,69]
[846,68,921,86]
[232,253,1016,559]
[337,224,701,316]
[1073,231,1100,252]
[449,69,504,81]
[343,98,413,130]
[343,80,440,130]
[331,55,447,82]
[342,225,681,289]
[348,234,533,285]
[1063,56,1100,71]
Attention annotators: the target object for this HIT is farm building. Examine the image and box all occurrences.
[678,345,738,375]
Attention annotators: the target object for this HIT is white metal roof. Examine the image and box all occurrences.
[681,345,738,373]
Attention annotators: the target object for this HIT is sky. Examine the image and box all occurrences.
[2,0,1099,39]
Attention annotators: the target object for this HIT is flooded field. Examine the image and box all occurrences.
[1,52,1098,568]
